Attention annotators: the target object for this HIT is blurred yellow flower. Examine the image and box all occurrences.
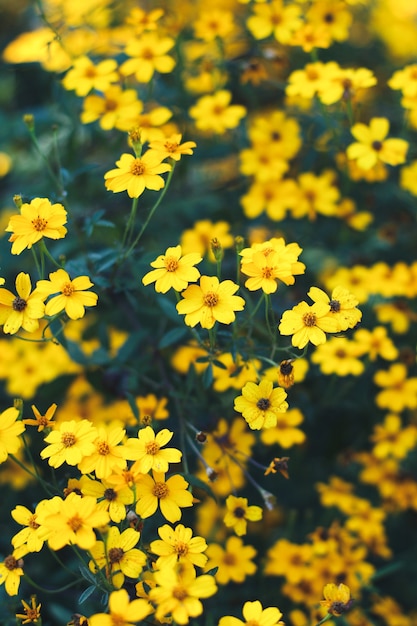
[189,90,246,134]
[89,589,152,626]
[320,583,352,616]
[0,406,25,464]
[347,118,408,170]
[62,56,119,96]
[121,33,175,83]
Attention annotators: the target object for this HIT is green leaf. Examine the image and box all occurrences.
[78,584,96,605]
[159,326,188,349]
[125,391,140,422]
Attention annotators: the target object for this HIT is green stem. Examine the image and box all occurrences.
[31,247,42,280]
[122,196,139,250]
[40,240,63,269]
[9,453,56,497]
[123,164,176,260]
[23,572,82,594]
[26,126,65,197]
[314,614,333,626]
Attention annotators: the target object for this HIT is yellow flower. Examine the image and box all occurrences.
[149,134,197,162]
[0,406,25,463]
[89,589,152,626]
[150,523,208,569]
[205,536,257,584]
[126,426,182,473]
[40,419,98,468]
[260,408,306,448]
[374,364,417,412]
[234,380,289,430]
[347,118,408,170]
[180,219,234,261]
[240,250,293,294]
[23,403,57,432]
[371,414,417,460]
[36,492,110,551]
[353,326,398,361]
[36,269,98,320]
[189,91,246,134]
[223,495,263,536]
[135,393,169,423]
[193,10,235,42]
[77,424,128,479]
[247,0,302,44]
[307,0,352,43]
[176,276,245,329]
[89,526,147,589]
[6,197,67,254]
[320,583,352,616]
[219,600,284,626]
[11,503,45,557]
[149,564,217,625]
[135,471,194,523]
[80,475,134,523]
[80,85,143,132]
[15,595,42,624]
[0,273,45,334]
[142,245,202,293]
[104,151,171,198]
[0,553,24,596]
[278,300,340,349]
[121,33,175,83]
[399,160,417,195]
[311,337,364,376]
[61,56,119,96]
[292,171,340,220]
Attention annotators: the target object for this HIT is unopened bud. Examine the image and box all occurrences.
[195,431,207,444]
[23,114,35,131]
[128,127,143,157]
[13,195,23,209]
[210,238,223,262]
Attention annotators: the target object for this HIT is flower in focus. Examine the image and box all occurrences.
[278,300,340,349]
[346,118,408,170]
[80,476,134,523]
[77,424,128,478]
[11,503,45,558]
[223,495,263,536]
[189,91,246,134]
[36,492,110,551]
[150,523,208,569]
[149,564,217,625]
[104,151,171,198]
[176,276,245,329]
[135,471,194,523]
[89,588,152,626]
[0,273,45,335]
[15,595,42,624]
[0,553,24,596]
[142,245,202,293]
[89,526,147,589]
[149,134,197,161]
[23,403,57,432]
[0,406,25,463]
[6,197,67,255]
[307,286,362,331]
[234,380,288,430]
[320,583,353,616]
[219,600,284,626]
[125,426,182,473]
[62,56,119,96]
[36,269,98,320]
[40,419,97,467]
[205,536,257,584]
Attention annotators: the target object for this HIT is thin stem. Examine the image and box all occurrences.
[121,196,139,250]
[31,247,42,280]
[23,572,82,594]
[9,453,56,498]
[40,240,63,269]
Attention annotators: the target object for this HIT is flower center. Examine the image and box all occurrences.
[105,99,117,111]
[141,47,154,60]
[145,441,160,455]
[97,441,111,456]
[223,552,236,565]
[213,104,225,115]
[262,267,274,279]
[173,586,188,601]
[85,67,97,78]
[61,432,77,447]
[108,547,124,563]
[12,297,27,312]
[256,398,271,411]
[4,555,18,570]
[67,514,83,532]
[302,312,317,327]
[130,159,146,176]
[233,506,246,518]
[323,12,335,23]
[112,614,127,626]
[32,217,48,231]
[153,481,169,499]
[104,488,117,501]
[203,291,219,307]
[165,256,179,272]
[174,541,189,556]
[372,140,383,151]
[165,141,179,153]
[29,514,40,529]
[329,299,341,312]
[62,282,75,296]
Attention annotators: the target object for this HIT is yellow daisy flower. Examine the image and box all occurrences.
[36,269,98,320]
[0,406,25,463]
[142,245,202,293]
[135,471,194,523]
[223,495,263,536]
[104,151,171,198]
[0,273,45,335]
[346,118,408,170]
[0,553,24,596]
[219,600,284,626]
[234,380,289,430]
[278,300,340,349]
[121,33,176,83]
[149,523,208,569]
[189,91,246,134]
[6,197,67,255]
[77,424,128,479]
[148,134,197,162]
[40,419,97,468]
[125,426,182,473]
[320,583,352,616]
[89,589,152,626]
[205,536,257,585]
[61,56,118,97]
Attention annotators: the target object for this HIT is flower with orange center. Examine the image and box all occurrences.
[89,588,152,626]
[80,85,143,132]
[142,245,202,293]
[104,150,171,198]
[23,403,57,432]
[40,419,98,468]
[278,300,340,349]
[77,425,129,479]
[135,471,194,523]
[189,91,246,134]
[35,492,110,551]
[62,56,119,96]
[6,197,67,255]
[0,273,45,335]
[36,269,98,320]
[0,553,24,596]
[15,595,42,624]
[346,118,408,170]
[150,523,208,569]
[205,536,257,585]
[149,134,197,162]
[176,276,245,329]
[125,426,182,473]
[121,32,176,83]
